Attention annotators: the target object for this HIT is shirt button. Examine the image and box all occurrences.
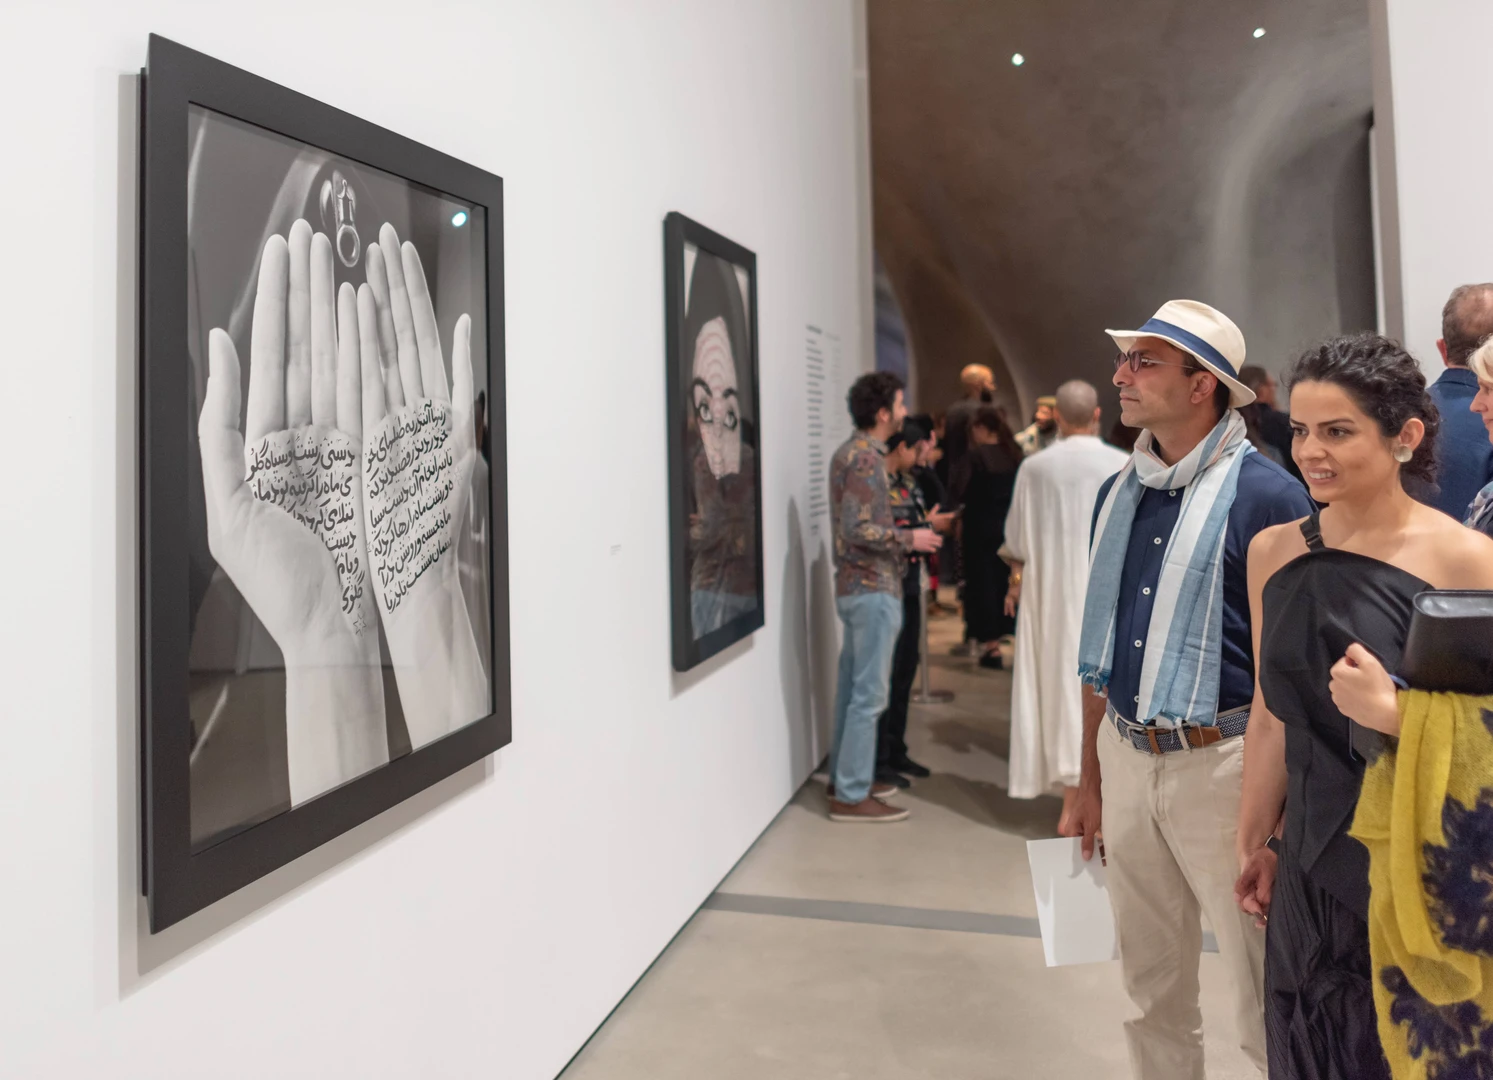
[1142,587,1152,596]
[1134,695,1140,704]
[1134,639,1144,648]
[1169,490,1177,497]
[1153,537,1162,545]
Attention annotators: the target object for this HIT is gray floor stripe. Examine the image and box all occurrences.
[705,892,1218,952]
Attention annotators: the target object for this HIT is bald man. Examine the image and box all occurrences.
[1001,381,1128,826]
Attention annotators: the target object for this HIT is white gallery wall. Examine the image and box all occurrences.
[1371,0,1493,372]
[0,2,870,1076]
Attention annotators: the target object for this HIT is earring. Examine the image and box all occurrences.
[1393,445,1414,463]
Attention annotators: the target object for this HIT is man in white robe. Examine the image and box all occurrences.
[1002,380,1128,828]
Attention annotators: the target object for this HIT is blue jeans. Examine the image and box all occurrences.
[830,592,904,803]
[691,589,756,638]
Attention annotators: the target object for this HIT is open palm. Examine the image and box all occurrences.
[356,223,487,747]
[199,219,388,801]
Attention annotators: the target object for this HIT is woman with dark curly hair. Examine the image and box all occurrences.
[1233,334,1493,1078]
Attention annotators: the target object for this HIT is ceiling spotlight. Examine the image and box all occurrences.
[1011,53,1025,66]
[1253,27,1266,39]
[451,210,468,227]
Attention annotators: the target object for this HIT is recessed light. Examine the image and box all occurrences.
[451,210,468,227]
[1253,27,1266,39]
[1011,53,1025,66]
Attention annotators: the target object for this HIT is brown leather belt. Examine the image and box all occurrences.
[1108,705,1251,755]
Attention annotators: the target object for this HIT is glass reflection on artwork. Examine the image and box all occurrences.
[666,214,763,670]
[684,245,758,639]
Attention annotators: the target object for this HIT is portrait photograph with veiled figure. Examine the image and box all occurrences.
[664,212,764,672]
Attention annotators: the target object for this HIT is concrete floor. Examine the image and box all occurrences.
[561,602,1257,1080]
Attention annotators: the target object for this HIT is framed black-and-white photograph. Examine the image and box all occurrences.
[664,213,764,671]
[141,35,510,931]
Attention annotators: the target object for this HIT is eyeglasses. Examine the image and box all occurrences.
[1114,350,1199,374]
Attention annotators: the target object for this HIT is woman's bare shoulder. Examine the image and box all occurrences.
[1248,517,1310,578]
[1428,513,1493,589]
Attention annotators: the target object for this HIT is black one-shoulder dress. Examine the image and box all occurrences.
[1258,514,1425,1080]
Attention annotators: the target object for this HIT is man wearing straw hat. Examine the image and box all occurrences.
[1065,301,1313,1079]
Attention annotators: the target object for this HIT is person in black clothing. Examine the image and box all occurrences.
[1234,335,1493,1078]
[1240,365,1302,483]
[876,420,955,787]
[907,412,948,513]
[949,404,1023,669]
[907,414,952,606]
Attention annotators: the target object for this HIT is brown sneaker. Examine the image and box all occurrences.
[828,797,910,823]
[826,781,899,801]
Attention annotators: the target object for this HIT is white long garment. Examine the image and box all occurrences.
[1003,435,1130,799]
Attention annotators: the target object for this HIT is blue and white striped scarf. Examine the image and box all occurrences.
[1077,411,1253,728]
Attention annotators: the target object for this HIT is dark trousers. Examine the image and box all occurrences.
[877,580,923,769]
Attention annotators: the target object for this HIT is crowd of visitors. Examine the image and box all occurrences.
[826,282,1493,1079]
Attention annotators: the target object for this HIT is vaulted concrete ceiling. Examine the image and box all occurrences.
[869,0,1374,421]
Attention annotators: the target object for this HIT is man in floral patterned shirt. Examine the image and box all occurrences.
[827,372,942,823]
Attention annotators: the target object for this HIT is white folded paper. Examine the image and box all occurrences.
[1026,836,1119,967]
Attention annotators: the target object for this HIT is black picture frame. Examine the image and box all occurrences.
[140,35,510,932]
[664,212,765,671]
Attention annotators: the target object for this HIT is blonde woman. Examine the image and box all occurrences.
[1464,336,1493,535]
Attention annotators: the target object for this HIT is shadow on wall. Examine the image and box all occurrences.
[779,499,816,782]
[807,534,838,767]
[1332,124,1377,335]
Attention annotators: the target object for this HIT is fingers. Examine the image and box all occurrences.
[358,284,387,437]
[201,330,248,506]
[245,234,289,441]
[450,313,473,420]
[201,329,244,438]
[310,230,338,426]
[363,242,405,412]
[336,282,361,439]
[1234,878,1250,906]
[286,219,313,428]
[401,241,449,401]
[377,223,423,403]
[1345,643,1376,669]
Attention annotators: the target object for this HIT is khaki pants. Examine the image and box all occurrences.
[1098,717,1267,1080]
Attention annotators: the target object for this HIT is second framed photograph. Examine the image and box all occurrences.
[664,213,765,671]
[141,35,510,931]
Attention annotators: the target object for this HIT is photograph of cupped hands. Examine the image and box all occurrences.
[183,102,493,851]
[198,217,489,823]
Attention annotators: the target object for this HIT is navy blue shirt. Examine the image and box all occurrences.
[1092,454,1315,723]
[1424,368,1493,519]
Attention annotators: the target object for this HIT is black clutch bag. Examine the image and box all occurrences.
[1399,591,1493,695]
[1339,591,1493,763]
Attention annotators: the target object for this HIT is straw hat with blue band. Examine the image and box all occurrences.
[1106,299,1256,409]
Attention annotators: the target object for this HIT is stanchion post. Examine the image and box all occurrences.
[912,561,954,705]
